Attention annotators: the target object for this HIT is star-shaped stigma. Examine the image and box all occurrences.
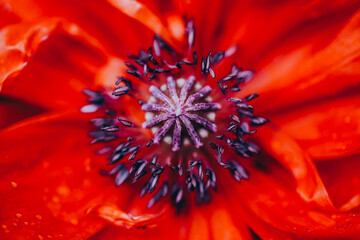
[142,76,221,151]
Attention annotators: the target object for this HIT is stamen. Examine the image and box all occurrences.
[117,118,134,127]
[114,165,129,186]
[211,51,225,64]
[113,86,130,96]
[186,19,195,47]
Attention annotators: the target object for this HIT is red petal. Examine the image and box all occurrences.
[0,112,132,238]
[107,0,185,44]
[5,0,167,55]
[0,3,21,28]
[316,154,360,210]
[1,27,107,109]
[1,0,186,108]
[271,95,360,160]
[222,157,360,238]
[256,126,334,208]
[0,97,44,129]
[219,0,360,61]
[242,8,360,112]
[0,19,62,89]
[96,203,171,229]
[90,196,253,240]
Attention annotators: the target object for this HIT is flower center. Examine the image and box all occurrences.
[81,19,268,211]
[142,76,220,151]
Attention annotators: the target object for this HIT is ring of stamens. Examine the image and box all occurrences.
[82,19,268,212]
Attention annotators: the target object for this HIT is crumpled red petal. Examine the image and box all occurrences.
[0,18,61,89]
[1,25,107,109]
[107,0,185,44]
[242,7,360,113]
[96,203,170,229]
[0,111,134,239]
[4,0,173,55]
[0,97,44,129]
[218,0,360,61]
[315,153,360,210]
[1,0,186,109]
[256,126,334,209]
[272,95,360,160]
[90,195,253,240]
[222,154,360,238]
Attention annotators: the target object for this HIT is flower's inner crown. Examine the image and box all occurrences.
[142,76,220,151]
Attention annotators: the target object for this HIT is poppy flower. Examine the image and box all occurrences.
[1,0,360,239]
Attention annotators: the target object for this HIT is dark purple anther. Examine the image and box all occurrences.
[245,93,259,102]
[192,51,198,64]
[205,51,211,72]
[113,86,130,96]
[250,116,268,126]
[211,51,225,64]
[117,118,134,127]
[115,164,129,186]
[209,68,215,79]
[125,62,137,70]
[187,19,195,47]
[126,69,142,79]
